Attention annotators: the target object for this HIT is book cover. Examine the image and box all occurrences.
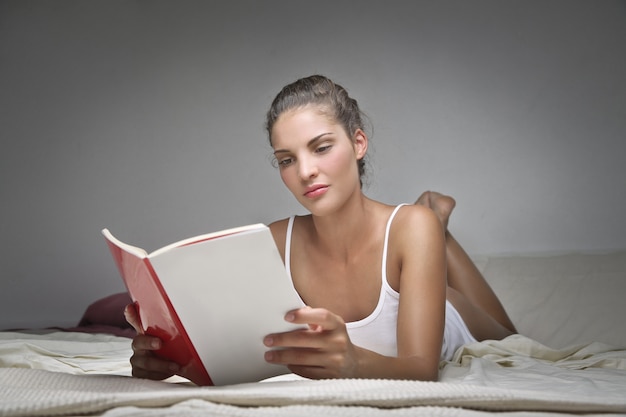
[102,224,303,386]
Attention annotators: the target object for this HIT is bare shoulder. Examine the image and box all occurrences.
[269,218,290,259]
[269,218,290,235]
[395,204,441,230]
[384,203,446,292]
[392,204,444,248]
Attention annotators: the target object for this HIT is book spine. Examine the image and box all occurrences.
[105,238,213,386]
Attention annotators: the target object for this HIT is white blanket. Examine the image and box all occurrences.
[0,332,625,417]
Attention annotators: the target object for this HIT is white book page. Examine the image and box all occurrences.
[101,229,148,258]
[148,225,304,385]
[149,223,266,258]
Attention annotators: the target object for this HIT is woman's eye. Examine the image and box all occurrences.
[278,158,293,167]
[316,144,332,154]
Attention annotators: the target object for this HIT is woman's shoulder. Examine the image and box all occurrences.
[268,218,290,259]
[268,215,312,258]
[365,200,437,227]
[268,214,311,235]
[376,202,436,224]
[390,203,443,243]
[269,217,290,231]
[396,202,438,220]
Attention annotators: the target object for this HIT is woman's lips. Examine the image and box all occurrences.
[304,185,329,198]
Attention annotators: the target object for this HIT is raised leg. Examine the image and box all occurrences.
[415,191,517,338]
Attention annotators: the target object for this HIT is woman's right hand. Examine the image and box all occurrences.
[124,304,180,380]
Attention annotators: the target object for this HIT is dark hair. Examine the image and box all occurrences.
[265,75,368,185]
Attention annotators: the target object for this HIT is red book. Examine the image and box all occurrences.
[102,224,302,386]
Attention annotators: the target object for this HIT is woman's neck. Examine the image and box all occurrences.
[308,195,381,262]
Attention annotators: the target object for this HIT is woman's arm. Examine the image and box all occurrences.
[394,204,447,379]
[264,205,448,381]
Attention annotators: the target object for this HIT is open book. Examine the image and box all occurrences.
[102,224,303,386]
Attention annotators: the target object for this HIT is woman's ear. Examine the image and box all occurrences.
[353,129,368,160]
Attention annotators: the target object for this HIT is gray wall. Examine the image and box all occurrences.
[2,0,625,329]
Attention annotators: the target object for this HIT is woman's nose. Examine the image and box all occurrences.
[298,157,319,180]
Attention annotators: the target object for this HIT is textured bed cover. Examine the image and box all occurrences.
[1,331,625,416]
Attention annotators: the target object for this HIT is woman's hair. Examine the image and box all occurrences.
[265,75,368,186]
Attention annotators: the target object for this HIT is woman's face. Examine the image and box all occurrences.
[270,107,367,216]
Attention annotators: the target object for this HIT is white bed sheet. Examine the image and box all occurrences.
[0,331,132,376]
[0,331,625,417]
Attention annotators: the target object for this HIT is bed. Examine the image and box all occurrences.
[1,250,625,416]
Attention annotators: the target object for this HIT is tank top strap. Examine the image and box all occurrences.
[285,215,296,279]
[286,206,407,286]
[381,204,409,284]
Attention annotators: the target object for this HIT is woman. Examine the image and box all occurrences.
[126,75,516,382]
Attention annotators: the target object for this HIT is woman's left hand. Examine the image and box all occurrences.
[263,307,361,379]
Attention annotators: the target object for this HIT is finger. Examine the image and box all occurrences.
[287,364,342,380]
[284,307,344,331]
[130,352,179,380]
[264,327,349,350]
[132,368,176,381]
[131,334,162,352]
[124,303,144,334]
[265,348,349,376]
[264,328,320,349]
[264,347,323,367]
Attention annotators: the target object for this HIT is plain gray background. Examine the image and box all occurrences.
[1,0,625,330]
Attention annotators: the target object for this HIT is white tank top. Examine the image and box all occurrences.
[284,205,476,361]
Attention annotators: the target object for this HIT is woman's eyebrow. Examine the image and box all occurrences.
[307,132,333,147]
[273,132,332,155]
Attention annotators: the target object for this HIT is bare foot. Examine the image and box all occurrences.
[415,191,456,230]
